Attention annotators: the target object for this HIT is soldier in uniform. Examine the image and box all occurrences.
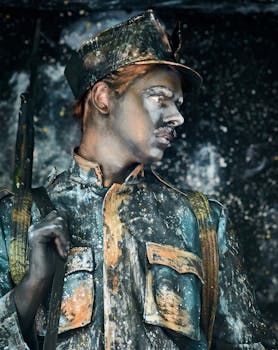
[0,9,276,350]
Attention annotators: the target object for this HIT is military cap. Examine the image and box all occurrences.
[65,9,202,99]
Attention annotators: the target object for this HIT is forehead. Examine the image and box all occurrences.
[131,66,183,96]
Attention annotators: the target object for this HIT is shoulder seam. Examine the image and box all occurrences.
[151,167,189,198]
[207,198,225,209]
[46,170,67,188]
[0,188,14,196]
[151,168,224,209]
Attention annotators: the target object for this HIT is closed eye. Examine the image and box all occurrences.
[148,94,169,105]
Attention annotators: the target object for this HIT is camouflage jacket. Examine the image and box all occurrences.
[0,154,275,350]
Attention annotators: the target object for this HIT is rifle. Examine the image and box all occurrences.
[9,14,67,349]
[10,92,34,284]
[10,13,41,284]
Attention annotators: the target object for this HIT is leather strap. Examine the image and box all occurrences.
[32,187,66,350]
[187,191,219,350]
[32,187,55,217]
[151,169,219,348]
[10,189,32,285]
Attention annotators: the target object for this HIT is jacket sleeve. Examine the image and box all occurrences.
[210,200,277,350]
[0,196,30,350]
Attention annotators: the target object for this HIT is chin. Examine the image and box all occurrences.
[142,148,165,164]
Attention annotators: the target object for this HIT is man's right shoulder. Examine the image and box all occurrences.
[0,191,14,232]
[0,190,14,208]
[46,170,70,193]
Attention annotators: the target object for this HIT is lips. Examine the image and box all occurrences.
[154,126,176,146]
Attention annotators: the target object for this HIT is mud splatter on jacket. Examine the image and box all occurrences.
[0,155,275,349]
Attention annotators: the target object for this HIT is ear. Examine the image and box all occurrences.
[90,81,110,115]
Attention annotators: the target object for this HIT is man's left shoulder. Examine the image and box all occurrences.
[148,168,226,219]
[147,168,189,200]
[207,197,226,221]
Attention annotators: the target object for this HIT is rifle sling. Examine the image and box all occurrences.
[10,190,33,285]
[150,169,219,348]
[32,187,55,217]
[187,191,219,350]
[32,187,66,350]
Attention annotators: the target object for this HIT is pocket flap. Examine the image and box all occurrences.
[146,242,204,283]
[144,242,203,340]
[66,246,94,275]
[36,246,94,336]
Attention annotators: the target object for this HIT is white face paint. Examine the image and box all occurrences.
[142,85,184,148]
[108,66,184,164]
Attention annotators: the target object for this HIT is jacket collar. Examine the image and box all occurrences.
[68,151,144,188]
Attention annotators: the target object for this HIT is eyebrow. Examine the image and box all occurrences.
[142,86,174,98]
[143,85,183,106]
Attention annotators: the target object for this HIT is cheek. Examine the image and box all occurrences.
[142,98,162,125]
[121,100,156,142]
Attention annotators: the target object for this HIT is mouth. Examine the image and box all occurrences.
[153,126,177,147]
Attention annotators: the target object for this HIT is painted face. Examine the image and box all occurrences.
[109,66,184,163]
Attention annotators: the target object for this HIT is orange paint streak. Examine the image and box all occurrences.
[144,270,193,335]
[73,152,103,185]
[124,163,144,182]
[68,247,86,255]
[146,242,204,282]
[59,283,93,332]
[130,163,144,179]
[111,274,120,294]
[156,287,189,327]
[103,184,129,268]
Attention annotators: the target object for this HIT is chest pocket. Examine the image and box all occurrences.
[36,246,94,335]
[144,242,204,341]
[58,246,94,334]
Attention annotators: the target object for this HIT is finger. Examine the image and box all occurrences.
[44,209,58,220]
[52,213,69,234]
[29,223,60,237]
[40,210,66,228]
[30,226,70,259]
[54,237,68,259]
[30,210,67,231]
[28,223,69,249]
[55,225,70,251]
[57,209,68,221]
[53,216,68,233]
[51,220,70,253]
[50,215,70,246]
[28,212,59,235]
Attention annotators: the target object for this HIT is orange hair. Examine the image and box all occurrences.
[73,64,154,119]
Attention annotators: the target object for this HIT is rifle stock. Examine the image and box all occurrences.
[10,14,41,285]
[10,93,34,285]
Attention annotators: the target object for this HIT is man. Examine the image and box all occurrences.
[0,9,276,350]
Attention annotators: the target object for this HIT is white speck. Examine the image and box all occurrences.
[220,125,228,133]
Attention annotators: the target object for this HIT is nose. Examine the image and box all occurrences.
[163,109,184,127]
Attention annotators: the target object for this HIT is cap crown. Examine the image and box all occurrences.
[65,10,201,99]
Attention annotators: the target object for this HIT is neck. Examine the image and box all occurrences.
[78,129,138,187]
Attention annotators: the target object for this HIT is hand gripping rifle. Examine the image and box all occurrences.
[9,14,66,350]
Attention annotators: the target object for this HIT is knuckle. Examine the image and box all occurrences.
[28,230,34,241]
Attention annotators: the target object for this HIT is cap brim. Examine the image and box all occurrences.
[134,59,202,92]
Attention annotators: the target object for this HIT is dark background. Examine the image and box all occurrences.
[0,0,277,332]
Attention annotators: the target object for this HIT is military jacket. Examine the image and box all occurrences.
[0,155,275,350]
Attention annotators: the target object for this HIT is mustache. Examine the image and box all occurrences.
[154,125,177,140]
